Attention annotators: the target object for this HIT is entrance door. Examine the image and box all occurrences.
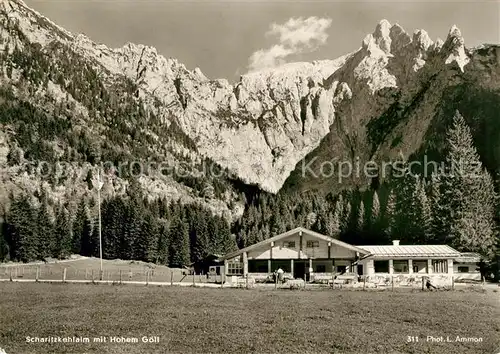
[357,264,363,276]
[294,261,306,280]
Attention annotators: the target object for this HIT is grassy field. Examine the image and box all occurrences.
[0,257,214,284]
[0,283,498,354]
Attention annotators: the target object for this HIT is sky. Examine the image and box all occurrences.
[24,0,500,81]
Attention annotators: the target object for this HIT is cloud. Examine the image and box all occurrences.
[248,16,332,72]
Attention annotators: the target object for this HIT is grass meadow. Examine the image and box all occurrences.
[0,257,212,284]
[0,283,498,354]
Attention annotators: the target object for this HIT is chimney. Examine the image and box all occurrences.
[392,240,400,246]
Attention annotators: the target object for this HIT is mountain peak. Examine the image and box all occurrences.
[444,24,465,47]
[375,19,392,35]
[412,29,433,51]
[448,25,462,38]
[442,24,469,71]
[373,19,392,53]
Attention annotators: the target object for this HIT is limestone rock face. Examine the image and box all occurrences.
[0,2,479,196]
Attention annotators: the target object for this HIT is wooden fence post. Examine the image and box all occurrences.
[451,276,455,290]
[36,267,39,282]
[9,268,12,281]
[363,276,366,291]
[63,268,67,283]
[391,276,394,292]
[192,273,195,287]
[246,274,249,289]
[91,269,94,284]
[146,271,149,286]
[119,270,122,285]
[170,271,173,286]
[421,277,425,291]
[275,275,278,290]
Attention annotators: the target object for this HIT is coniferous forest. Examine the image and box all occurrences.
[1,112,499,278]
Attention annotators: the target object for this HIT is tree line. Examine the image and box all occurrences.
[0,184,237,267]
[235,112,499,262]
[0,110,498,277]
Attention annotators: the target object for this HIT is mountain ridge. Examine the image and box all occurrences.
[1,0,499,213]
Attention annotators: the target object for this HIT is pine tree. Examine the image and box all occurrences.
[123,199,143,260]
[393,160,418,242]
[207,215,220,254]
[429,172,445,243]
[8,195,38,262]
[101,198,125,259]
[384,190,396,242]
[37,191,54,259]
[141,214,159,263]
[357,201,365,233]
[246,225,259,246]
[410,176,432,243]
[191,211,208,262]
[371,191,381,228]
[441,111,497,257]
[54,205,72,259]
[324,207,340,237]
[157,221,169,265]
[306,212,317,229]
[218,219,237,254]
[341,200,351,234]
[77,201,93,258]
[72,199,87,254]
[0,217,10,262]
[169,217,190,267]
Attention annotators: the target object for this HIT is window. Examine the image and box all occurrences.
[336,265,347,273]
[306,240,319,248]
[374,260,389,273]
[283,241,296,248]
[248,260,268,273]
[226,261,243,275]
[432,260,448,273]
[316,265,326,273]
[413,261,427,273]
[393,260,409,273]
[458,266,469,273]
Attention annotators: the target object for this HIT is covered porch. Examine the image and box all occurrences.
[245,258,356,281]
[222,227,369,282]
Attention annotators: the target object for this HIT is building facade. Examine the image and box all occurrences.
[222,227,369,282]
[221,227,481,284]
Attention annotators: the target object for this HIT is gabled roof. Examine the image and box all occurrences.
[222,227,369,260]
[358,245,461,259]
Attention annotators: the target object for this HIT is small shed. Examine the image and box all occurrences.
[190,254,224,276]
[453,252,481,281]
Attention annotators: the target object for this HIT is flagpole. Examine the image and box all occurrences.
[97,168,103,280]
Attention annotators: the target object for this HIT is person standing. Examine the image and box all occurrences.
[277,267,284,284]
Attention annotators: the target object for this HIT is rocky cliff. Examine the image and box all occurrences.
[0,0,499,211]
